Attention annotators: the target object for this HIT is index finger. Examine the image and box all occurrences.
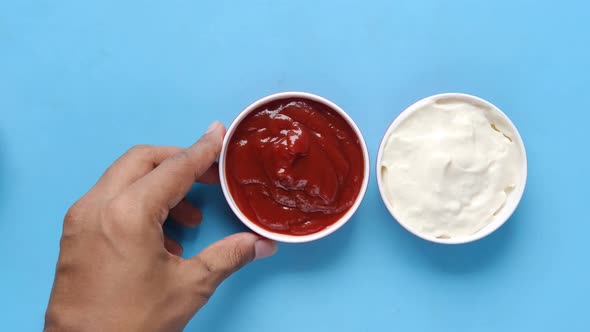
[123,121,226,222]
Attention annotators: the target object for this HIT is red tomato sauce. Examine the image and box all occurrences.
[225,98,364,235]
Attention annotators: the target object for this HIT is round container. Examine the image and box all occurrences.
[376,93,527,244]
[219,91,370,243]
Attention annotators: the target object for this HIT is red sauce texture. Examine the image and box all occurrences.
[226,98,364,235]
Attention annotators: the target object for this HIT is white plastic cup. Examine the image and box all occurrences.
[376,93,528,244]
[219,92,370,243]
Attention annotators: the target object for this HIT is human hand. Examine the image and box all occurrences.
[44,122,277,332]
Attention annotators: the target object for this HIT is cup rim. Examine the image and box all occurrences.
[376,93,528,245]
[219,91,370,243]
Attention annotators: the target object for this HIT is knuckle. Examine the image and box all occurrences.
[126,194,168,223]
[225,246,249,270]
[127,144,154,158]
[60,202,91,253]
[106,197,131,219]
[171,150,191,163]
[197,139,220,162]
[103,198,138,231]
[63,199,91,232]
[64,203,84,225]
[103,197,159,237]
[170,150,197,175]
[105,197,147,227]
[194,255,216,275]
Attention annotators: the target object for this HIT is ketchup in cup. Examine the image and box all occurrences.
[220,92,368,242]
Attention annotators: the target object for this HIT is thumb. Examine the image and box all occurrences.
[188,233,277,289]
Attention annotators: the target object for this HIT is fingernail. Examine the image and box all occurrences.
[206,121,221,134]
[254,239,278,260]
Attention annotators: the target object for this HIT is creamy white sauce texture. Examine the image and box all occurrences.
[381,98,522,238]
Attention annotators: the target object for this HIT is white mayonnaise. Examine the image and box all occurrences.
[380,97,522,239]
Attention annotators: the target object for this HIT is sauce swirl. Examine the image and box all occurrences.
[226,98,364,235]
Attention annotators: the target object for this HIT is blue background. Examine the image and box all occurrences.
[1,0,588,331]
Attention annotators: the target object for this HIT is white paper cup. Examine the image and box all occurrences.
[376,93,528,244]
[219,92,370,243]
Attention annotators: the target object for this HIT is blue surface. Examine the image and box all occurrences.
[1,0,589,331]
